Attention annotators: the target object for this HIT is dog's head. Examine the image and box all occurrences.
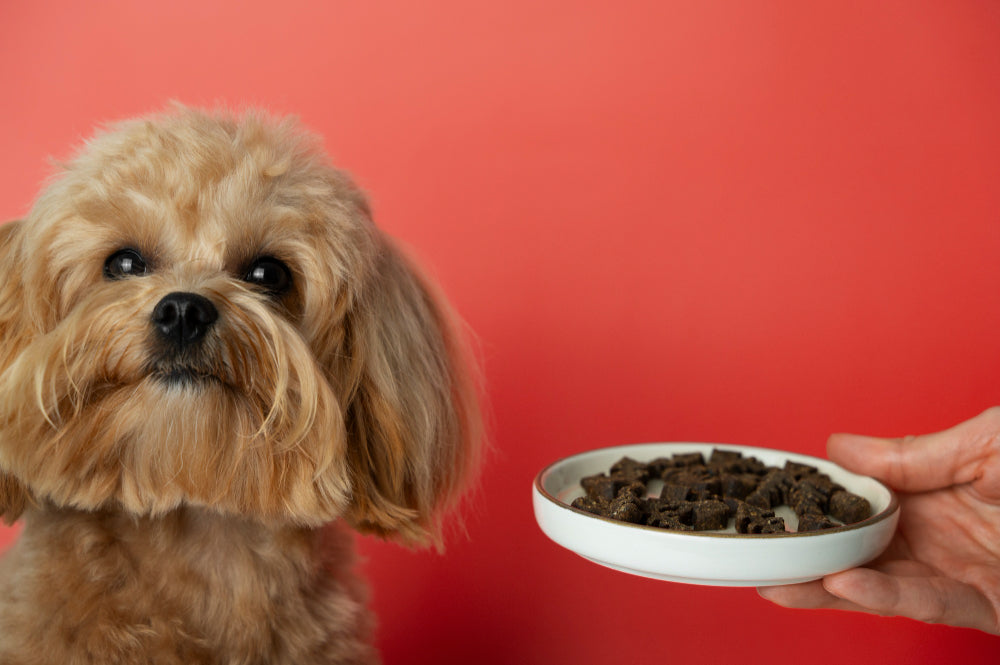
[0,107,481,543]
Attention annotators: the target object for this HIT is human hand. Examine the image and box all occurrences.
[758,408,1000,633]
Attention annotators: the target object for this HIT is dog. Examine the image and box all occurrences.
[0,106,482,664]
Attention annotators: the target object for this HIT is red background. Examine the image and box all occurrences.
[2,1,1000,662]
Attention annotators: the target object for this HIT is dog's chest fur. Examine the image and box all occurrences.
[0,508,375,664]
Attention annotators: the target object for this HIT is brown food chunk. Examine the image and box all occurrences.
[709,448,743,463]
[790,497,824,517]
[720,474,757,500]
[672,452,705,467]
[744,489,772,510]
[734,502,763,531]
[722,496,742,513]
[734,502,785,534]
[659,483,691,502]
[737,455,768,475]
[646,499,694,530]
[709,449,743,466]
[650,499,693,521]
[580,473,621,501]
[691,500,731,530]
[788,482,828,515]
[646,512,694,531]
[783,460,819,480]
[571,495,609,516]
[799,473,840,495]
[619,480,647,499]
[663,465,719,492]
[796,513,838,532]
[608,492,646,524]
[609,456,651,484]
[754,518,786,534]
[710,449,761,474]
[828,490,871,524]
[689,476,722,501]
[758,469,793,504]
[646,457,676,476]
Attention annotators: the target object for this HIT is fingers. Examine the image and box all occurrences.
[759,569,999,634]
[757,580,863,613]
[823,568,999,634]
[827,408,1000,494]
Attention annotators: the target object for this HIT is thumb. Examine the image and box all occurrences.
[827,408,1000,495]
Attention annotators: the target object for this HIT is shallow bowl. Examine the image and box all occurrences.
[532,442,900,586]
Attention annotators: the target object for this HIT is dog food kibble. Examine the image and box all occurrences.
[571,450,872,534]
[796,513,839,532]
[734,502,786,534]
[828,490,871,524]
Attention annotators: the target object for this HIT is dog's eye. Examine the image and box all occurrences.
[244,256,292,295]
[104,249,149,280]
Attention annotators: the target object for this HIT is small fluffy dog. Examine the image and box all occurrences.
[0,106,481,664]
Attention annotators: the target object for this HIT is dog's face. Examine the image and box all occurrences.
[0,108,480,541]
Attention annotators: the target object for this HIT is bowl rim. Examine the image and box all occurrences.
[533,442,901,540]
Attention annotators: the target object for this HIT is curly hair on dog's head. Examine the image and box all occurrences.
[0,106,482,543]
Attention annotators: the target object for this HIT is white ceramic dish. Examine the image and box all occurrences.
[533,443,899,586]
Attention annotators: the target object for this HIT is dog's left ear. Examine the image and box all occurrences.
[0,473,28,525]
[0,220,33,523]
[339,237,482,545]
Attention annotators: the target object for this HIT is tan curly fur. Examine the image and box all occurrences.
[0,106,482,664]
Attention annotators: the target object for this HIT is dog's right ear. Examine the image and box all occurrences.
[0,220,32,522]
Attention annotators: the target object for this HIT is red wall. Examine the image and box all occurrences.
[2,1,999,662]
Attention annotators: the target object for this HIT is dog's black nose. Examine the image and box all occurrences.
[152,292,219,348]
